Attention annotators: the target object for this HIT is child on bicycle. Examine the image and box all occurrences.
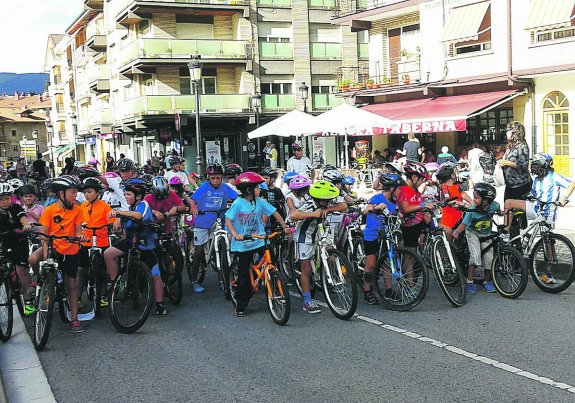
[29,176,86,333]
[189,164,238,293]
[260,167,286,219]
[145,176,186,234]
[435,164,473,240]
[0,183,34,315]
[17,184,44,224]
[291,180,346,314]
[361,173,401,304]
[451,183,500,294]
[104,178,167,316]
[164,157,193,193]
[225,172,289,317]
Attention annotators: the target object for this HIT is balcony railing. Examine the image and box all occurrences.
[261,94,295,111]
[119,38,249,66]
[258,0,292,6]
[259,42,293,59]
[115,0,250,19]
[310,42,342,60]
[312,93,344,110]
[92,109,112,125]
[308,0,336,8]
[335,0,405,18]
[358,43,369,60]
[87,65,109,83]
[123,94,250,117]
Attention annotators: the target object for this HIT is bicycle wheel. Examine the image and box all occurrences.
[89,253,105,317]
[265,267,291,326]
[374,247,429,311]
[276,238,294,283]
[218,239,231,300]
[0,276,13,342]
[529,233,575,293]
[33,271,56,351]
[163,242,183,305]
[228,259,239,308]
[431,239,466,307]
[320,249,357,320]
[109,260,154,334]
[492,245,528,299]
[188,243,207,285]
[351,236,366,286]
[57,278,71,324]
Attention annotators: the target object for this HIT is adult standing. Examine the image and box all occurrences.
[498,121,532,202]
[269,143,278,169]
[61,157,75,175]
[105,152,115,172]
[402,133,421,162]
[286,142,315,180]
[262,141,272,167]
[158,150,165,170]
[16,158,27,184]
[32,153,50,180]
[467,143,484,186]
[151,151,161,173]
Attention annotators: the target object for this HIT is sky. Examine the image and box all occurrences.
[0,0,84,73]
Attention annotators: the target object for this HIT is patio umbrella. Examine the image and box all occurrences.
[247,109,322,139]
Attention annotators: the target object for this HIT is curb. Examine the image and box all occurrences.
[0,310,56,403]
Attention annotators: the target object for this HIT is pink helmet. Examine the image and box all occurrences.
[235,171,264,190]
[103,172,119,179]
[424,162,440,173]
[169,176,183,186]
[188,172,199,179]
[403,161,431,180]
[288,175,312,190]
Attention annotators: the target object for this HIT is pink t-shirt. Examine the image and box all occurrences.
[23,204,44,224]
[144,191,183,234]
[397,185,423,227]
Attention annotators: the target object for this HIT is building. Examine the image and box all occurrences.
[331,0,575,176]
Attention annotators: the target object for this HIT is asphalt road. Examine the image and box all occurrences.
[19,265,575,403]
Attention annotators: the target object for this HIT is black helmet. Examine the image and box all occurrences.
[18,184,38,196]
[123,178,148,197]
[225,163,243,176]
[260,167,278,177]
[291,142,303,152]
[205,164,225,175]
[378,173,404,189]
[151,176,170,200]
[51,175,81,192]
[82,177,104,191]
[531,153,553,176]
[116,158,136,171]
[474,182,496,203]
[169,156,182,166]
[140,173,154,183]
[436,164,456,183]
[74,165,100,180]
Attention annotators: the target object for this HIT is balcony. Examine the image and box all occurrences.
[92,109,112,125]
[259,42,293,59]
[84,0,104,10]
[118,38,250,70]
[335,0,406,18]
[308,0,336,8]
[88,65,110,93]
[73,46,88,67]
[258,0,292,7]
[312,93,344,110]
[261,94,295,111]
[122,94,251,118]
[310,42,342,60]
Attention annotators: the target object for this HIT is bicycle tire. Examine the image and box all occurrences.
[320,249,357,320]
[492,245,528,299]
[431,239,466,307]
[374,247,429,311]
[229,259,238,308]
[265,267,291,326]
[164,242,183,305]
[218,238,231,300]
[109,260,154,334]
[188,243,207,285]
[58,279,71,324]
[351,236,366,286]
[89,253,105,317]
[293,261,316,298]
[0,277,13,342]
[529,233,575,294]
[14,287,25,318]
[33,271,56,351]
[276,238,294,284]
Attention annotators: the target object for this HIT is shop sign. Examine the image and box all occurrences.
[381,119,466,134]
[312,137,325,166]
[206,141,222,165]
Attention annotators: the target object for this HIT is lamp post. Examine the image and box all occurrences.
[188,55,203,174]
[70,113,78,159]
[45,121,54,175]
[31,130,39,156]
[251,92,262,166]
[299,81,309,114]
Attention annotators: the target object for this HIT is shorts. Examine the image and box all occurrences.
[53,252,79,279]
[465,231,493,270]
[78,245,108,267]
[525,201,555,227]
[401,222,426,248]
[364,240,380,256]
[111,239,158,271]
[193,228,210,246]
[6,239,29,268]
[296,243,314,261]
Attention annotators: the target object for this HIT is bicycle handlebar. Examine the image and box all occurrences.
[82,223,113,231]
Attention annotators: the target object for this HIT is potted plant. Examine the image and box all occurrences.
[365,79,375,89]
[402,73,410,85]
[350,81,362,91]
[400,49,411,61]
[340,79,351,92]
[379,76,390,86]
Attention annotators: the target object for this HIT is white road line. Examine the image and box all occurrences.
[290,292,575,395]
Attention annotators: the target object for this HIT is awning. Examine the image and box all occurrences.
[441,1,491,44]
[525,0,575,31]
[362,90,526,134]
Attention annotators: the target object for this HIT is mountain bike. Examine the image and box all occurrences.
[82,224,113,317]
[147,222,183,305]
[0,230,23,342]
[507,197,575,293]
[229,229,291,325]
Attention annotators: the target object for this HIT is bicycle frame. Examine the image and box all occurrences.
[422,210,458,277]
[507,209,552,258]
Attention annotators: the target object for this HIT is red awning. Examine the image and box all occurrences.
[362,90,522,134]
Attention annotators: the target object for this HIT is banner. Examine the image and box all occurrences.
[205,141,222,166]
[319,119,467,136]
[312,136,325,166]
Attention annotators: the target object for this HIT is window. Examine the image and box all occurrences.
[11,129,16,137]
[536,27,575,43]
[138,20,150,36]
[463,108,513,144]
[179,67,217,95]
[455,41,491,55]
[312,85,335,94]
[260,82,293,94]
[176,15,214,24]
[13,145,18,151]
[543,91,569,157]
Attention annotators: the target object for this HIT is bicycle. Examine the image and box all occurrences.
[0,230,26,342]
[228,229,291,325]
[293,215,357,320]
[507,197,575,293]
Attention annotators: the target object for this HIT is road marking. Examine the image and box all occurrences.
[290,292,575,395]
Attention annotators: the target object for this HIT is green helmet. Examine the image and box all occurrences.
[309,180,339,200]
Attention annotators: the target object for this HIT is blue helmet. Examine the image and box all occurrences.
[342,176,356,186]
[283,171,298,183]
[258,183,269,191]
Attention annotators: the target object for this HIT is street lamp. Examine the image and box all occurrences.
[299,81,309,113]
[70,113,78,159]
[45,121,54,175]
[251,92,262,167]
[188,55,203,174]
[31,130,39,155]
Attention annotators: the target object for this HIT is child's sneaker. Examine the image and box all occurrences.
[483,281,497,293]
[24,300,36,316]
[99,296,109,308]
[303,300,321,314]
[70,320,84,334]
[540,272,557,285]
[466,282,477,295]
[155,303,167,317]
[363,291,380,305]
[191,281,205,293]
[235,306,246,317]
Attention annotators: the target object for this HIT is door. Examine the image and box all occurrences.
[543,91,570,176]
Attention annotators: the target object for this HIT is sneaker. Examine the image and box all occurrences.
[466,282,477,295]
[192,282,205,293]
[24,301,36,316]
[99,296,109,308]
[70,320,84,334]
[235,307,246,317]
[540,272,557,285]
[218,281,224,291]
[155,304,167,317]
[302,300,321,314]
[483,281,497,293]
[384,288,399,301]
[364,291,380,305]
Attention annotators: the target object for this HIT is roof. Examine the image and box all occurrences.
[49,34,65,46]
[0,108,48,123]
[0,95,51,109]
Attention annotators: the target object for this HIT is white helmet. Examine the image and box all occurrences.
[8,178,23,190]
[0,182,15,196]
[322,169,345,183]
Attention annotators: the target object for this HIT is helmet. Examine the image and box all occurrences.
[260,167,278,177]
[291,142,303,152]
[258,183,269,191]
[225,163,243,176]
[383,161,403,174]
[51,175,81,192]
[74,165,100,180]
[435,164,456,183]
[425,162,440,173]
[169,176,183,186]
[41,178,54,192]
[283,171,298,183]
[323,164,338,172]
[0,183,14,196]
[343,176,356,186]
[151,176,170,200]
[322,169,345,183]
[82,177,104,191]
[18,184,37,196]
[189,172,199,179]
[288,175,312,190]
[169,156,182,166]
[116,158,136,171]
[309,180,339,200]
[378,173,405,189]
[205,164,225,175]
[531,153,553,176]
[123,178,148,196]
[9,178,23,190]
[235,172,264,190]
[474,182,497,203]
[403,161,431,180]
[140,173,154,183]
[103,172,119,179]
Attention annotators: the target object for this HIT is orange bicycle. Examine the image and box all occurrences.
[229,230,291,326]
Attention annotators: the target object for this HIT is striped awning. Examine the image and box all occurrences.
[440,1,491,44]
[525,0,575,30]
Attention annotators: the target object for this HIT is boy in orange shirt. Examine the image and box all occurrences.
[435,164,473,240]
[29,175,86,334]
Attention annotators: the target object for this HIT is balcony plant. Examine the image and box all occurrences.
[379,76,391,86]
[339,79,351,92]
[350,81,362,91]
[402,73,411,85]
[365,79,375,89]
[400,49,412,61]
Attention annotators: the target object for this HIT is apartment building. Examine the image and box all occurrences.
[332,0,575,176]
[48,0,364,169]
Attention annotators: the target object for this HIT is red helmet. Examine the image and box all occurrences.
[235,171,264,190]
[403,161,431,180]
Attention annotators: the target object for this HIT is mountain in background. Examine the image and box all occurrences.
[0,72,50,95]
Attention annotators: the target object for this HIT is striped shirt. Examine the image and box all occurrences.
[531,172,572,221]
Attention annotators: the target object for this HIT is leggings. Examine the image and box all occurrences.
[235,248,264,309]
